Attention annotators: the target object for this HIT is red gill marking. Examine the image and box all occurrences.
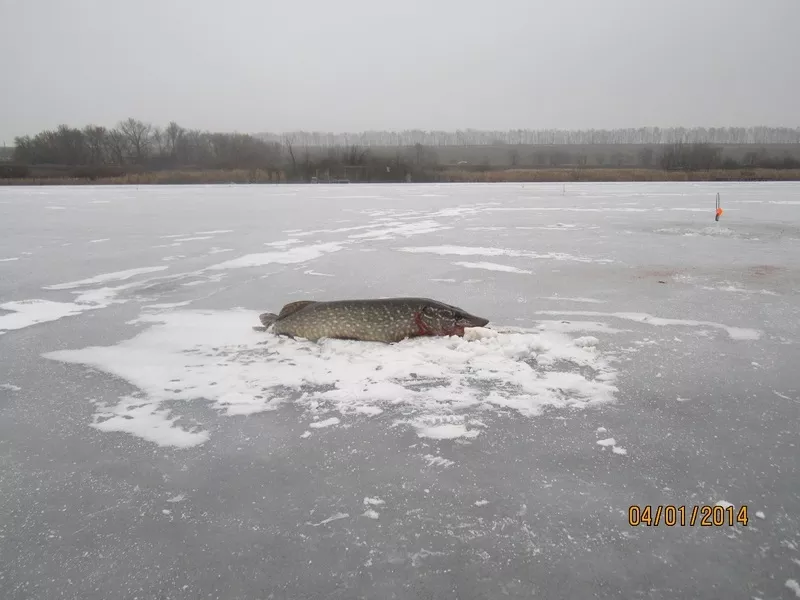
[414,311,433,336]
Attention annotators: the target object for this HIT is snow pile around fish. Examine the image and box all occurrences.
[42,308,619,448]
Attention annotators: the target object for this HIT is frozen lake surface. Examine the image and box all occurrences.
[1,182,799,599]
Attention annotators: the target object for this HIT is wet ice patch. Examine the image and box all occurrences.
[536,310,760,341]
[89,239,110,244]
[0,257,19,262]
[44,266,169,290]
[207,242,343,270]
[453,261,532,274]
[42,309,619,447]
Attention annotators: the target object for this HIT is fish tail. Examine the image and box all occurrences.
[259,312,278,327]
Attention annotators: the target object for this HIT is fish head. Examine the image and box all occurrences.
[418,301,490,336]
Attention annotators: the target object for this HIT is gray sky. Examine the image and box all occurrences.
[1,0,798,142]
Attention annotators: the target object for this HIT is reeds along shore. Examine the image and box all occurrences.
[1,167,799,186]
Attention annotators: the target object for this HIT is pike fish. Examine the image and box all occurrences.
[253,297,490,343]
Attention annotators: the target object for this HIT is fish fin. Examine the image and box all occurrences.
[259,312,279,327]
[277,300,317,319]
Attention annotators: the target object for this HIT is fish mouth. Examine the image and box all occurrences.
[458,316,490,328]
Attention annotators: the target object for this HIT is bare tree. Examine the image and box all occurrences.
[283,134,297,175]
[118,118,152,164]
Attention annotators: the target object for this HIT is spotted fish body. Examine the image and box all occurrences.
[256,297,490,343]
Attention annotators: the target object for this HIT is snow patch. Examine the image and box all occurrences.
[536,310,760,341]
[543,296,605,304]
[397,245,611,264]
[207,242,343,270]
[1,383,22,391]
[362,509,380,519]
[1,299,102,334]
[308,513,349,527]
[423,454,455,468]
[143,301,193,310]
[786,580,800,598]
[596,438,616,447]
[309,417,340,429]
[453,261,532,274]
[44,266,169,290]
[349,220,451,240]
[715,500,734,509]
[41,309,618,447]
[173,236,214,242]
[0,257,20,262]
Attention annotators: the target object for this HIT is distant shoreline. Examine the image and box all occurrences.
[2,167,800,186]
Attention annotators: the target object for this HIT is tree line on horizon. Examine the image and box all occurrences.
[5,118,800,182]
[257,126,800,147]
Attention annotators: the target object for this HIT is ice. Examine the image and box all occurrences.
[88,238,110,243]
[715,500,734,509]
[0,257,20,262]
[596,438,616,447]
[44,266,169,290]
[363,497,385,506]
[42,308,618,447]
[453,261,532,274]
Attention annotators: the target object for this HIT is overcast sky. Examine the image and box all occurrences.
[1,0,798,142]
